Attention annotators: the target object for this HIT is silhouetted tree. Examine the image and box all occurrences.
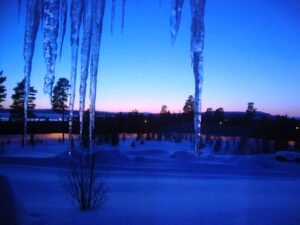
[10,79,37,120]
[10,79,37,147]
[51,78,70,142]
[183,95,194,114]
[246,102,256,121]
[203,107,213,123]
[214,107,224,124]
[0,71,7,109]
[160,105,169,114]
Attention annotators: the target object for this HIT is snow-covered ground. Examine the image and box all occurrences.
[1,135,300,225]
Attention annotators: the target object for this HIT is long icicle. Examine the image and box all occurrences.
[42,0,60,97]
[79,0,93,145]
[170,0,184,43]
[39,0,44,29]
[190,0,206,156]
[59,0,68,60]
[23,0,40,147]
[69,0,83,151]
[18,0,22,21]
[89,0,106,151]
[110,0,116,34]
[121,0,126,33]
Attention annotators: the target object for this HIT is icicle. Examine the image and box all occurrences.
[39,0,44,29]
[89,0,106,149]
[42,0,60,97]
[59,0,68,60]
[23,0,40,146]
[121,0,126,32]
[170,0,184,43]
[69,0,83,150]
[190,0,206,156]
[79,0,93,143]
[18,0,22,20]
[110,0,116,34]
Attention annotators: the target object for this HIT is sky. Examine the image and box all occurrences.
[0,0,300,117]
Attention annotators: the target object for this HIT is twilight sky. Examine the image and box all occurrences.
[0,0,299,116]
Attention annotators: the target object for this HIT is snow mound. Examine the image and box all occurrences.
[134,156,153,163]
[275,151,300,162]
[170,151,195,160]
[0,175,29,225]
[94,150,131,164]
[128,149,168,156]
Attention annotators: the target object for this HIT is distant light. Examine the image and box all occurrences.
[219,122,222,125]
[144,120,148,123]
[296,126,299,130]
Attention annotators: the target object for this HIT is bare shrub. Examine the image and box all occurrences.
[61,150,107,211]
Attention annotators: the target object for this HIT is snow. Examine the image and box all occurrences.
[275,151,300,162]
[1,136,300,224]
[1,164,300,225]
[0,175,29,225]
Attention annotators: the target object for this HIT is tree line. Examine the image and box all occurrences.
[0,73,299,146]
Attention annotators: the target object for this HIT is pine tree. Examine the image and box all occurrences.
[246,102,256,122]
[0,71,7,109]
[183,95,194,114]
[10,79,37,120]
[51,78,70,142]
[214,107,225,124]
[160,105,169,114]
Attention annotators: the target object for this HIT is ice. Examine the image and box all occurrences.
[59,0,68,60]
[89,0,106,148]
[23,0,41,143]
[39,0,44,28]
[18,0,22,20]
[68,0,83,149]
[121,0,126,32]
[190,0,206,53]
[170,0,184,43]
[42,0,60,97]
[110,0,116,34]
[190,0,206,155]
[79,0,93,141]
[20,0,207,152]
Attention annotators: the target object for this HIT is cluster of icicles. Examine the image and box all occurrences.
[21,0,206,155]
